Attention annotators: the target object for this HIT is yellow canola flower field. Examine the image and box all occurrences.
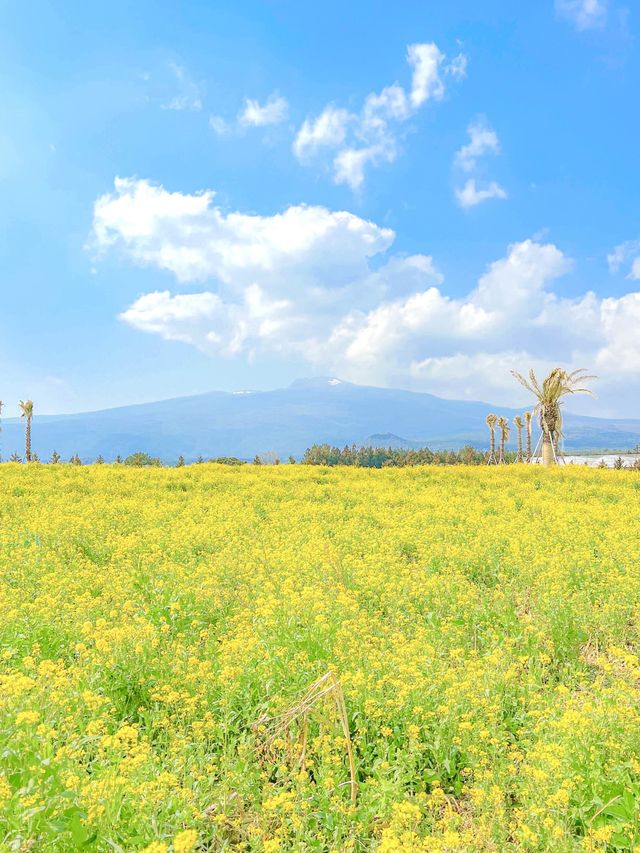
[1,463,640,852]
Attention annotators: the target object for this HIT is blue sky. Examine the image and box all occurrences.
[1,0,639,417]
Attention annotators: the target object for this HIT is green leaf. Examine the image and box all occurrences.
[69,815,88,846]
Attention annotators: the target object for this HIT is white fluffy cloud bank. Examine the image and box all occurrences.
[293,43,466,190]
[91,177,640,413]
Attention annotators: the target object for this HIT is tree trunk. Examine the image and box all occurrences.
[526,423,532,462]
[542,431,554,466]
[499,433,505,464]
[25,416,31,463]
[517,428,523,462]
[489,429,496,463]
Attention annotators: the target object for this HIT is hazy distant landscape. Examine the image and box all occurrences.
[2,377,640,463]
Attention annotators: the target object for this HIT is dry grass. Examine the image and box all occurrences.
[253,671,358,805]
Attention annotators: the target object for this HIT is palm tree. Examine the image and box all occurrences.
[19,400,34,462]
[524,411,533,462]
[513,415,524,462]
[511,368,596,466]
[486,414,498,464]
[497,416,510,464]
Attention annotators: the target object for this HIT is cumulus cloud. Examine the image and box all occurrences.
[333,145,393,191]
[596,293,640,373]
[238,93,289,127]
[407,43,445,107]
[90,177,640,413]
[455,119,500,172]
[293,106,352,158]
[556,0,607,30]
[455,179,508,208]
[91,178,393,286]
[209,91,289,137]
[293,42,465,190]
[453,118,506,208]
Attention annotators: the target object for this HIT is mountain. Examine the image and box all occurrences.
[1,377,639,462]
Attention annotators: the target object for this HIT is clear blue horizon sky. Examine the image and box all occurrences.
[1,0,639,418]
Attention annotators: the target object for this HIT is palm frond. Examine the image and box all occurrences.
[510,370,537,397]
[528,369,544,398]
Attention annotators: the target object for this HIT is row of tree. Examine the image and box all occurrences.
[485,413,532,463]
[302,444,491,467]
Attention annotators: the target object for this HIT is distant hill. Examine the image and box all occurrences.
[1,377,639,462]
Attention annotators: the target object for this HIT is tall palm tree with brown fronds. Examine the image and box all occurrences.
[511,368,596,466]
[524,411,533,462]
[497,416,510,464]
[486,413,498,464]
[19,400,34,463]
[513,415,524,462]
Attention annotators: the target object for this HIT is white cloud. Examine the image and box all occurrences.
[406,43,445,107]
[596,293,640,372]
[239,93,289,127]
[453,118,506,207]
[446,52,468,81]
[119,287,292,356]
[91,177,393,286]
[161,62,202,112]
[121,290,240,351]
[608,239,640,278]
[209,92,289,137]
[455,179,507,208]
[91,177,640,413]
[328,239,570,381]
[293,42,464,190]
[455,119,500,172]
[333,145,393,191]
[556,0,607,30]
[209,115,231,137]
[293,106,352,158]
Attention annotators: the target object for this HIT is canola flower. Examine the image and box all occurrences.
[1,462,640,850]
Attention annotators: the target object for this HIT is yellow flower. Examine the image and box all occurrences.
[15,710,40,726]
[172,829,198,853]
[0,775,12,802]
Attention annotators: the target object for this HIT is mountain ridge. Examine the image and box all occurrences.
[1,378,638,461]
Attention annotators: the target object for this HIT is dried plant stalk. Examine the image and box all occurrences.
[253,671,357,804]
